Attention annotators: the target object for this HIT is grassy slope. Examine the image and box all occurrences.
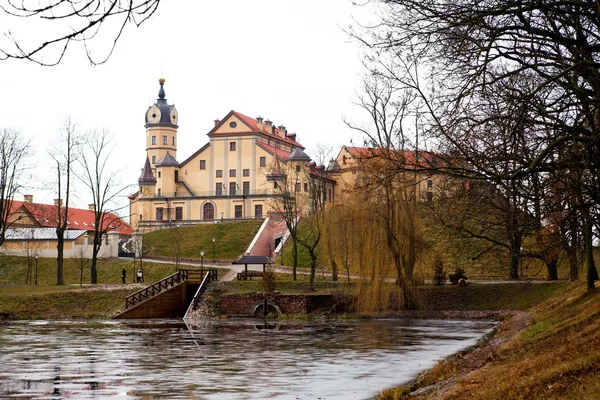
[0,256,181,285]
[381,282,600,399]
[0,286,134,319]
[143,220,261,260]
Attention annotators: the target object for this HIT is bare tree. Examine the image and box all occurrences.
[0,128,32,247]
[266,149,301,280]
[0,0,162,65]
[77,129,129,284]
[51,117,79,285]
[269,149,332,289]
[72,246,88,287]
[24,228,41,284]
[352,1,600,288]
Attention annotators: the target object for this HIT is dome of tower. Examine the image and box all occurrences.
[145,78,179,127]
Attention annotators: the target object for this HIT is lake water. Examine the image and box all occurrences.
[0,318,495,399]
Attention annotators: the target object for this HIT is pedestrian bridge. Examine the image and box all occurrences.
[114,269,217,319]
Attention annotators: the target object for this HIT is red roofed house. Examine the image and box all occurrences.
[128,78,336,232]
[1,195,134,259]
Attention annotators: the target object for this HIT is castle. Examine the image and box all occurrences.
[128,78,337,231]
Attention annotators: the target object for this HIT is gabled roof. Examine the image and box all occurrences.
[180,143,210,167]
[256,142,292,160]
[11,201,135,235]
[209,110,305,149]
[155,152,179,167]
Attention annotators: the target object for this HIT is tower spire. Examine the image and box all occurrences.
[158,77,166,102]
[138,157,157,185]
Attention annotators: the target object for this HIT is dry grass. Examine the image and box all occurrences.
[391,281,600,400]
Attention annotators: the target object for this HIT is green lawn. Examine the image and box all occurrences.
[143,220,261,260]
[0,285,135,319]
[0,255,182,285]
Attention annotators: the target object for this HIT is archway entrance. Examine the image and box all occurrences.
[203,203,215,220]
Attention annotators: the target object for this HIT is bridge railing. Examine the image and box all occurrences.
[184,269,218,319]
[124,269,217,309]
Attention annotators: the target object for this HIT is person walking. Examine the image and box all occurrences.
[121,268,126,284]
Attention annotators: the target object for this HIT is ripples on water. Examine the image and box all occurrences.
[0,318,495,399]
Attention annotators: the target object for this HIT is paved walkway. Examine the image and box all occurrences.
[140,257,309,282]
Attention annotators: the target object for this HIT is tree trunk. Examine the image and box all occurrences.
[509,248,520,280]
[292,239,298,281]
[330,257,338,281]
[569,247,579,281]
[91,229,103,284]
[56,235,64,285]
[546,257,558,281]
[309,250,316,291]
[584,216,598,289]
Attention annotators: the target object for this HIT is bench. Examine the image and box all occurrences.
[237,272,264,281]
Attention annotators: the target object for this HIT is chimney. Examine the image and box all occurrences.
[265,119,273,132]
[24,194,33,204]
[256,116,264,130]
[277,125,286,137]
[256,116,264,123]
[214,119,221,126]
[53,199,63,207]
[88,204,96,211]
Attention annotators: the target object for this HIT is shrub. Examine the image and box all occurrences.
[449,267,468,284]
[262,268,276,293]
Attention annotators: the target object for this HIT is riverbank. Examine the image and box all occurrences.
[379,281,600,399]
[0,284,142,320]
[1,280,566,320]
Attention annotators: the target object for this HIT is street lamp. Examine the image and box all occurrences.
[35,255,38,285]
[212,236,216,263]
[200,249,205,276]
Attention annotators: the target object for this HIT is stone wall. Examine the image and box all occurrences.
[219,293,341,316]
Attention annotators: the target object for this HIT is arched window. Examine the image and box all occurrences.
[203,203,215,220]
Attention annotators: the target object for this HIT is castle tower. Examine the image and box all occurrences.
[132,156,157,228]
[145,77,179,166]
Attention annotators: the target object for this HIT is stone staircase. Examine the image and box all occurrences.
[247,213,289,257]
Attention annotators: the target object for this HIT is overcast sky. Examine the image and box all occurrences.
[1,1,374,211]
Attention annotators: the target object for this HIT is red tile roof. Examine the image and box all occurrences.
[210,110,305,149]
[345,147,439,169]
[256,142,292,160]
[11,201,135,235]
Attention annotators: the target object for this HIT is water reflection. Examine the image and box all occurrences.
[0,318,495,399]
